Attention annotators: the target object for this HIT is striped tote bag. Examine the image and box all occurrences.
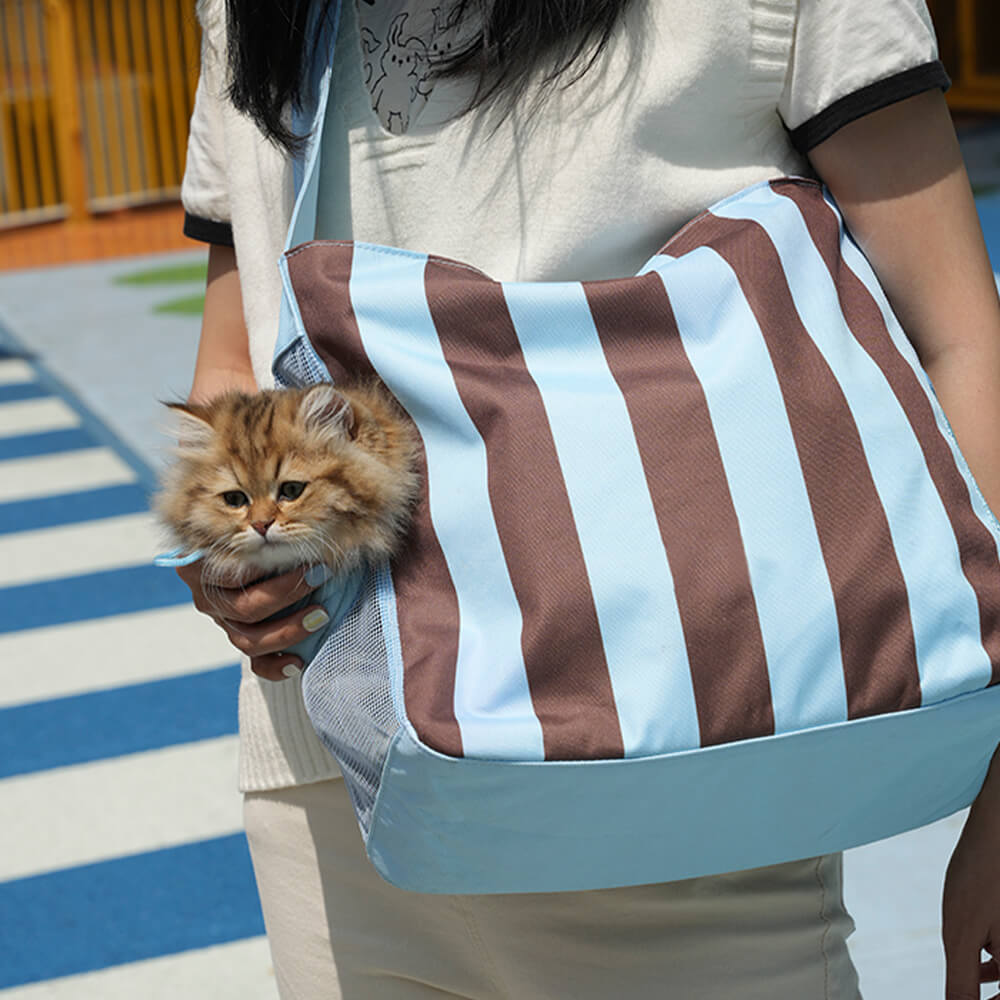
[274,177,1000,894]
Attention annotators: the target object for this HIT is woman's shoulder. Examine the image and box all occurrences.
[195,0,228,55]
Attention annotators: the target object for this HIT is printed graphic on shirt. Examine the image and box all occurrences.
[358,1,466,134]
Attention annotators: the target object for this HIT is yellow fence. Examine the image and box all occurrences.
[0,0,199,229]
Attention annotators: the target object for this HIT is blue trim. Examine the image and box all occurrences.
[365,684,1000,894]
[0,835,265,988]
[0,565,190,633]
[0,427,94,461]
[0,483,150,534]
[153,546,206,567]
[0,321,159,491]
[0,381,48,404]
[0,666,240,778]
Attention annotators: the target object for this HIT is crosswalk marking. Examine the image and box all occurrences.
[0,427,94,462]
[0,448,134,502]
[0,397,80,438]
[0,483,150,535]
[0,303,267,994]
[0,936,275,1000]
[1,664,239,777]
[0,737,242,882]
[0,564,192,632]
[0,833,265,989]
[0,605,237,708]
[0,359,35,386]
[0,512,163,587]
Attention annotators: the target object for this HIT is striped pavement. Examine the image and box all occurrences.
[0,328,275,997]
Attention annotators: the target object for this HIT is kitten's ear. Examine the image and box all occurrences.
[299,384,358,440]
[164,401,216,450]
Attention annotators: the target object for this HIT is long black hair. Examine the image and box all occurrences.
[224,0,633,153]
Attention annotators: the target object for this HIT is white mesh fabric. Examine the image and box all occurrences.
[300,565,400,833]
[274,335,331,388]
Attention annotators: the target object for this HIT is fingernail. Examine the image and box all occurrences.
[305,565,331,587]
[302,608,329,632]
[282,663,302,679]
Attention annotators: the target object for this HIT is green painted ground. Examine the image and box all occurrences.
[114,259,207,316]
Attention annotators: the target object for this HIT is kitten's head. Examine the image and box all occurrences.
[157,384,420,582]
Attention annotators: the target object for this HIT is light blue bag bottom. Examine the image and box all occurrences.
[362,684,1000,894]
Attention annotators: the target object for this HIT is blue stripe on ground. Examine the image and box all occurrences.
[0,565,190,632]
[0,382,48,404]
[0,427,94,461]
[0,834,265,988]
[0,665,240,778]
[0,341,34,362]
[0,320,158,491]
[0,483,151,534]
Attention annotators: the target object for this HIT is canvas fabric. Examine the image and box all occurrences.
[265,1,1000,894]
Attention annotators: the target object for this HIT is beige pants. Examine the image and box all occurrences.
[244,779,862,1000]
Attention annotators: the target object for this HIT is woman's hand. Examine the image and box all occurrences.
[176,561,330,681]
[942,748,1000,1000]
[176,242,332,681]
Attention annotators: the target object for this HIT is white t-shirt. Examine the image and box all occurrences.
[313,0,944,283]
[182,0,944,792]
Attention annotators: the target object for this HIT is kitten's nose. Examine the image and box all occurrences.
[251,519,274,537]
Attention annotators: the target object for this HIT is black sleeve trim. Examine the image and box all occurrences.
[183,212,235,247]
[788,60,951,154]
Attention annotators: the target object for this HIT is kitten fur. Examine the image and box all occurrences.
[157,382,421,583]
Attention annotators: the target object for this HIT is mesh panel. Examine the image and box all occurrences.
[274,336,331,388]
[300,565,400,834]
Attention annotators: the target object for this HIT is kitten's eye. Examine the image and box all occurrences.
[221,490,249,508]
[278,481,307,501]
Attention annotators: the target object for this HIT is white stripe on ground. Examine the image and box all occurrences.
[0,935,275,1000]
[0,397,80,438]
[0,448,134,501]
[0,737,242,881]
[0,360,35,387]
[0,512,162,587]
[0,605,237,708]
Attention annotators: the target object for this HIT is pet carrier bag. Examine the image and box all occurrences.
[272,2,1000,894]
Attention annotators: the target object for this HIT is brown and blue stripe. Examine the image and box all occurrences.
[774,180,1000,686]
[584,273,775,745]
[668,214,923,717]
[424,258,625,760]
[287,242,465,756]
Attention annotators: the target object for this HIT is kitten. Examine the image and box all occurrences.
[156,381,421,585]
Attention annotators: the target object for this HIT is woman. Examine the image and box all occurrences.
[178,1,1000,996]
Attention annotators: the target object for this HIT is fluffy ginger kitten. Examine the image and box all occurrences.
[157,382,421,583]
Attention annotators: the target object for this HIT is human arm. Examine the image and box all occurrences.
[187,243,256,401]
[809,89,1000,1000]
